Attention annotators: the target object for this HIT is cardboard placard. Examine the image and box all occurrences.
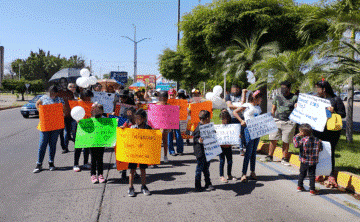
[246,113,278,140]
[108,115,128,127]
[316,141,332,176]
[199,123,222,162]
[38,103,65,132]
[74,118,117,148]
[189,101,213,124]
[116,128,162,165]
[69,100,93,119]
[114,102,137,116]
[147,104,180,129]
[168,99,188,120]
[214,124,241,145]
[91,91,115,114]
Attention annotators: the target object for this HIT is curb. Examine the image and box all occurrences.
[257,142,360,194]
[0,105,22,111]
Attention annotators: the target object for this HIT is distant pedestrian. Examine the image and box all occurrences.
[293,124,323,195]
[193,110,215,192]
[168,88,184,156]
[156,91,170,163]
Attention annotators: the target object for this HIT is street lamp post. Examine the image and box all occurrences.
[121,25,149,82]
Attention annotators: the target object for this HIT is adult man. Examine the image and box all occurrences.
[57,77,75,153]
[265,81,298,165]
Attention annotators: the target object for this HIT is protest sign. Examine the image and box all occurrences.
[289,93,331,132]
[38,103,65,132]
[316,141,332,176]
[200,123,222,162]
[91,91,115,113]
[179,120,188,133]
[214,124,241,145]
[116,128,162,165]
[69,100,93,119]
[189,101,213,124]
[246,113,278,140]
[147,104,180,129]
[74,118,117,148]
[114,103,137,116]
[168,99,188,120]
[108,115,128,127]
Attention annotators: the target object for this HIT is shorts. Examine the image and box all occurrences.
[268,119,296,144]
[128,163,148,169]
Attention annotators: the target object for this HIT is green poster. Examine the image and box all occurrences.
[74,118,117,148]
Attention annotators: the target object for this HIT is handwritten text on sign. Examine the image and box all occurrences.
[200,123,222,162]
[246,113,278,140]
[214,124,241,145]
[75,118,117,148]
[147,104,180,129]
[116,128,162,165]
[91,91,115,113]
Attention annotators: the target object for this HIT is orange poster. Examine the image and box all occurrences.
[168,99,188,120]
[69,100,93,119]
[189,101,213,124]
[38,103,65,132]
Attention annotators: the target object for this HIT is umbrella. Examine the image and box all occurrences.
[129,82,146,89]
[49,68,81,82]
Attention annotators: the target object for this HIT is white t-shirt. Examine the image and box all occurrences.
[241,103,262,121]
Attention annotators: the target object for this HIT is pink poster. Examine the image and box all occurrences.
[147,104,180,129]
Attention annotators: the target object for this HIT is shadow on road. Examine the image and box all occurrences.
[107,171,186,185]
[214,181,264,196]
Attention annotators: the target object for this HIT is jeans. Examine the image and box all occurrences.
[37,130,61,164]
[195,156,211,185]
[168,129,184,154]
[219,147,233,177]
[59,116,74,150]
[298,163,317,191]
[90,148,105,176]
[231,117,245,148]
[242,127,260,175]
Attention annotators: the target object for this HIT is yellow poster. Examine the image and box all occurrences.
[116,128,162,165]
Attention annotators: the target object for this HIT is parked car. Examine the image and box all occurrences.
[343,91,360,101]
[20,95,44,118]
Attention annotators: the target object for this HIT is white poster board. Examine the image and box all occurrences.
[316,141,332,176]
[246,113,278,140]
[214,124,241,145]
[289,93,331,132]
[91,91,115,114]
[199,123,222,162]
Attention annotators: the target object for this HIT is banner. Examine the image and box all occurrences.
[69,100,93,119]
[199,123,222,162]
[168,99,188,120]
[189,101,213,124]
[156,82,177,91]
[91,91,115,114]
[135,75,156,88]
[246,113,278,140]
[116,128,162,165]
[289,93,331,132]
[316,141,332,176]
[74,118,117,148]
[108,115,128,127]
[110,71,127,84]
[114,102,137,116]
[38,103,65,132]
[147,104,180,129]
[214,124,241,145]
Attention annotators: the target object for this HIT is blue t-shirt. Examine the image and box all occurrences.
[39,95,65,105]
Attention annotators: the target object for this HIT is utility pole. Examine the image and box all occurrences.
[177,0,180,46]
[19,63,21,80]
[121,25,149,83]
[90,60,92,75]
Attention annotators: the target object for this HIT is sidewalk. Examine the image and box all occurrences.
[0,94,29,108]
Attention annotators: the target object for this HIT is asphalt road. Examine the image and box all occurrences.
[1,108,360,222]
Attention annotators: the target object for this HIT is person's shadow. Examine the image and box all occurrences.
[107,171,186,185]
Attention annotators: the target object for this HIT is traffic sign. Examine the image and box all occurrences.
[25,84,30,89]
[110,71,127,84]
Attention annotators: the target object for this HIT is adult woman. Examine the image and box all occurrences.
[314,80,346,187]
[33,86,65,173]
[167,89,184,156]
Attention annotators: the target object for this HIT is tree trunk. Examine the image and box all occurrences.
[260,84,268,114]
[21,92,25,101]
[346,77,354,143]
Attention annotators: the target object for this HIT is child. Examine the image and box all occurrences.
[168,88,184,156]
[193,110,215,192]
[218,109,236,183]
[233,90,262,183]
[90,103,106,184]
[293,123,323,195]
[127,109,152,197]
[156,91,170,163]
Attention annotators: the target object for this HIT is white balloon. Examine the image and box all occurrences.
[205,92,214,100]
[71,106,85,121]
[211,96,227,109]
[76,77,83,86]
[77,77,91,88]
[80,68,91,77]
[213,85,223,96]
[89,76,97,85]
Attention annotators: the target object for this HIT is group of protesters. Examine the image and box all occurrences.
[32,77,346,196]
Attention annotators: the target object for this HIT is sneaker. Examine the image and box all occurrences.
[205,184,215,191]
[262,156,273,162]
[83,163,91,169]
[98,175,106,183]
[220,177,228,183]
[170,153,178,156]
[62,149,69,154]
[227,176,237,181]
[297,186,306,192]
[240,149,245,156]
[73,165,81,172]
[240,175,248,183]
[163,156,169,163]
[128,187,135,197]
[249,172,257,180]
[141,185,151,196]
[281,158,291,166]
[91,175,98,184]
[33,164,42,173]
[310,190,319,195]
[49,162,56,171]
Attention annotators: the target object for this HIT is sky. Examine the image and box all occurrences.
[0,0,318,79]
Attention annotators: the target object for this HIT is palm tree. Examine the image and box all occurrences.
[299,0,360,142]
[220,28,279,112]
